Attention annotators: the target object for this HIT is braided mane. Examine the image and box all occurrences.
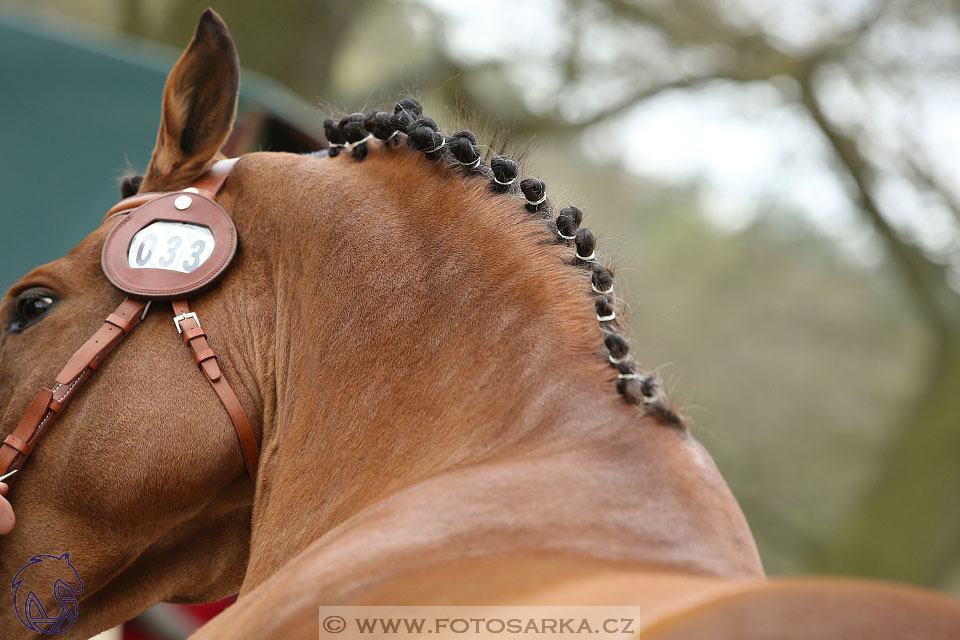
[122,97,684,427]
[320,98,683,427]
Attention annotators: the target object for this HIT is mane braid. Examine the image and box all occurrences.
[325,98,686,428]
[119,108,684,429]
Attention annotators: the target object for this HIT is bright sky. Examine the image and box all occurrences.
[418,0,960,278]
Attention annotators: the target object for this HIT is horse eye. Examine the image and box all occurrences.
[7,291,56,333]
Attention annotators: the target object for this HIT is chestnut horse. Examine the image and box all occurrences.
[1,10,957,639]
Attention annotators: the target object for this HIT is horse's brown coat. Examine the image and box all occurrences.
[0,10,956,639]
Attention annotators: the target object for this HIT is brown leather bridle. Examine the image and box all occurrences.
[0,158,260,485]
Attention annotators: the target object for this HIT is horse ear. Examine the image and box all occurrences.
[141,9,239,192]
[58,552,70,561]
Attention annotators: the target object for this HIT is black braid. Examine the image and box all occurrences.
[392,97,422,132]
[120,174,143,198]
[323,118,345,157]
[490,155,519,194]
[574,228,596,265]
[595,295,615,322]
[617,376,638,398]
[615,360,637,396]
[406,116,447,158]
[364,110,397,145]
[448,130,484,174]
[616,361,681,424]
[590,263,614,294]
[520,178,548,216]
[646,400,683,426]
[339,112,371,161]
[604,332,629,363]
[638,373,658,400]
[556,206,582,243]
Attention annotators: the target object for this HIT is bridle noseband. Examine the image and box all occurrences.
[0,158,260,485]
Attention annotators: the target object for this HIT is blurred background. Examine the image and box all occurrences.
[1,0,959,636]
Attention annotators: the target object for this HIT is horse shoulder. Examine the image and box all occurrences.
[193,552,747,639]
[193,561,960,639]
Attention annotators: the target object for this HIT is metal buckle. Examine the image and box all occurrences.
[173,311,201,335]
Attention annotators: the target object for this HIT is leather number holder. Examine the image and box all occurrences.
[101,192,238,300]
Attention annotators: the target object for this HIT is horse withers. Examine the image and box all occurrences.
[0,9,957,639]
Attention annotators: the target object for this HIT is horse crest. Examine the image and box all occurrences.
[11,553,84,634]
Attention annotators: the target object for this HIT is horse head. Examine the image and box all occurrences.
[0,10,257,637]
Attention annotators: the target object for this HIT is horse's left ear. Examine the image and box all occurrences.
[141,9,239,192]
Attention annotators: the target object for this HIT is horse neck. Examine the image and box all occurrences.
[222,151,761,589]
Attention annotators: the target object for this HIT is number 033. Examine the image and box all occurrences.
[127,221,216,274]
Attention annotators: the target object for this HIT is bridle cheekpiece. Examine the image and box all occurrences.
[0,158,260,485]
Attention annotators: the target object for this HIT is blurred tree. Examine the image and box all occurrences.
[413,0,960,586]
[119,0,365,98]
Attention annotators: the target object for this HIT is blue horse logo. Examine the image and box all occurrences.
[11,553,84,634]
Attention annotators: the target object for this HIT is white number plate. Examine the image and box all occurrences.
[128,221,215,273]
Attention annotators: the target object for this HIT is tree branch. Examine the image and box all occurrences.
[514,74,724,135]
[797,72,955,339]
[512,0,895,135]
[901,146,960,228]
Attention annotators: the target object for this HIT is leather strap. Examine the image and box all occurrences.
[190,157,238,195]
[172,299,259,479]
[103,192,179,221]
[3,157,259,486]
[102,158,239,222]
[0,298,147,479]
